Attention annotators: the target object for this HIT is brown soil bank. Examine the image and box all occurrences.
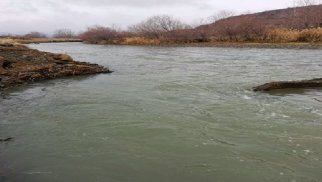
[253,78,322,91]
[0,43,111,91]
[16,38,82,44]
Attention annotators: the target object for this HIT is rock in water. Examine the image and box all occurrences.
[0,44,112,91]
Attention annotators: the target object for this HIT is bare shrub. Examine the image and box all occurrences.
[79,26,120,43]
[161,29,210,43]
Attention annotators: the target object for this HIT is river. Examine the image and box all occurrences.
[1,43,322,182]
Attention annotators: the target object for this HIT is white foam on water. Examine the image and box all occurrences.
[243,95,252,100]
[304,150,311,154]
[311,110,322,116]
[24,171,52,175]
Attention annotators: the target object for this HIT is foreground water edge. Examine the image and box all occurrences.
[1,43,322,182]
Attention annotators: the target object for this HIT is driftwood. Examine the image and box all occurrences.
[253,78,322,91]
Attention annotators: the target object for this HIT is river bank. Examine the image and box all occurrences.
[0,37,82,44]
[0,43,111,92]
[25,39,322,49]
[83,40,322,49]
[3,38,322,49]
[147,42,322,49]
[15,38,82,44]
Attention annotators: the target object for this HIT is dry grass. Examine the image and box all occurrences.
[266,29,300,43]
[121,37,161,45]
[16,38,81,44]
[299,28,322,42]
[266,28,322,43]
[0,38,81,45]
[92,28,322,45]
[0,38,20,45]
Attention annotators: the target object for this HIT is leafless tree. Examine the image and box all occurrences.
[128,15,189,38]
[208,10,236,23]
[23,31,47,38]
[78,26,120,43]
[53,29,74,38]
[292,0,320,6]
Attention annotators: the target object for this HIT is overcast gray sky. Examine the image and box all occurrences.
[0,0,293,35]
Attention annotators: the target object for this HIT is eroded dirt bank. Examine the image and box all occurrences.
[0,43,111,91]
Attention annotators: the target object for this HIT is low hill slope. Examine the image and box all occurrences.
[196,5,322,40]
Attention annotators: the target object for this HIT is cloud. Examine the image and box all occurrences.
[0,0,291,35]
[56,0,209,7]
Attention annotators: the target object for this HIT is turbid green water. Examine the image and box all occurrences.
[1,43,322,182]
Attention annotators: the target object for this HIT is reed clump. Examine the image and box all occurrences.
[298,27,322,42]
[266,28,322,43]
[122,37,161,45]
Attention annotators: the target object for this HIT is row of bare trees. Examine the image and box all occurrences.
[53,29,75,38]
[6,0,322,44]
[78,26,121,43]
[128,15,191,38]
[79,15,194,43]
[78,0,322,44]
[292,0,321,6]
[17,29,76,39]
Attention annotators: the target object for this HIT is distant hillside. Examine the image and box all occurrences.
[197,5,322,40]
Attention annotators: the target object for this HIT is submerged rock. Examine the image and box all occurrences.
[253,78,322,91]
[0,44,112,91]
[0,137,13,142]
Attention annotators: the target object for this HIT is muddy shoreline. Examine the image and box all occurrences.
[17,38,82,44]
[5,38,322,49]
[169,42,322,49]
[83,41,322,49]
